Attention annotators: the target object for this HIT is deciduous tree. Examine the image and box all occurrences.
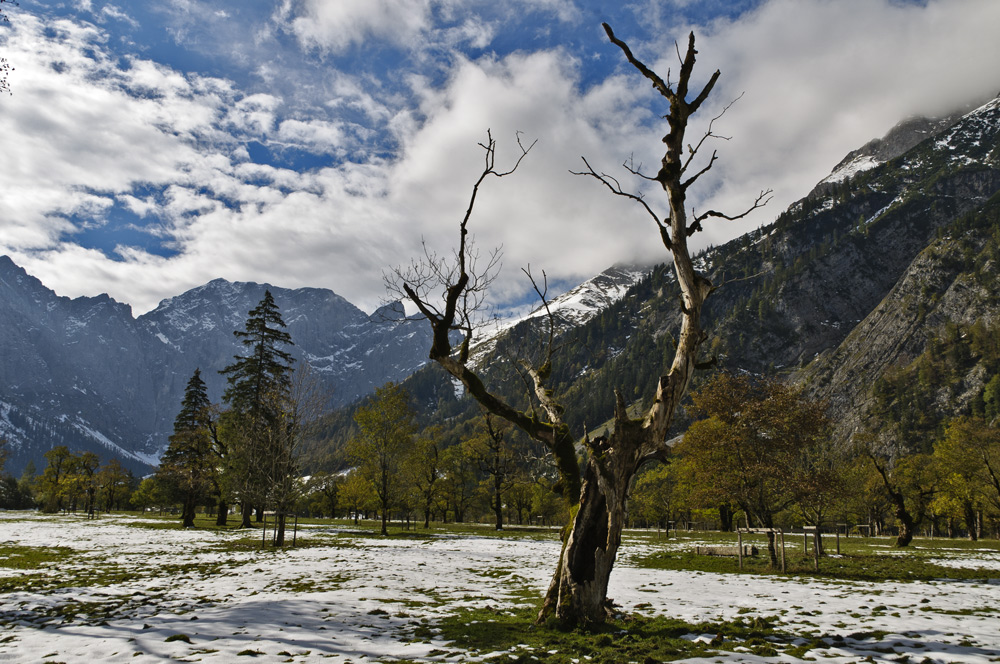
[39,446,73,512]
[387,25,768,625]
[470,413,518,531]
[349,382,416,535]
[409,426,444,529]
[934,416,999,539]
[858,428,937,547]
[676,373,829,566]
[98,459,132,513]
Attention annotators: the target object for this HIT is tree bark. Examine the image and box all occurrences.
[890,490,915,547]
[719,504,733,532]
[182,492,197,528]
[275,513,286,546]
[963,501,978,541]
[540,388,698,625]
[493,476,504,530]
[215,498,228,526]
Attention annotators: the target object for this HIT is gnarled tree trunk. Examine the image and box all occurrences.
[390,25,767,628]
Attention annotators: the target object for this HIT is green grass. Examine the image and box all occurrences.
[634,548,1000,581]
[0,545,77,570]
[436,604,816,663]
[625,529,1000,582]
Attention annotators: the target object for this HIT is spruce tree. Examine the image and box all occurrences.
[220,290,295,529]
[159,368,215,528]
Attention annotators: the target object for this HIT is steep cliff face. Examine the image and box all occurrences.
[0,257,164,472]
[801,191,1000,445]
[690,97,1000,376]
[790,98,1000,443]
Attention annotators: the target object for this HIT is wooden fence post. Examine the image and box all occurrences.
[738,530,743,571]
[779,529,786,573]
[812,529,819,572]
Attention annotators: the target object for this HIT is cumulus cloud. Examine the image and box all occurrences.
[288,0,435,53]
[634,0,1000,245]
[3,0,1000,320]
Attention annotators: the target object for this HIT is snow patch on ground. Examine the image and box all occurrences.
[2,515,1000,663]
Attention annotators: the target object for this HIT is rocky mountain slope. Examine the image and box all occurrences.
[660,96,998,444]
[0,255,649,475]
[0,263,433,474]
[7,94,998,475]
[362,95,1000,459]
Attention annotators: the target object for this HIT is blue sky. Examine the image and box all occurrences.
[2,0,999,316]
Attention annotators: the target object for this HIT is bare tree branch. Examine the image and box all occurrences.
[602,23,675,103]
[571,156,673,251]
[680,93,742,186]
[690,189,773,235]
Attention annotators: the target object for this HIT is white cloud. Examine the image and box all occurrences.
[632,0,1000,246]
[275,118,347,153]
[288,0,435,53]
[3,0,1000,321]
[100,5,139,28]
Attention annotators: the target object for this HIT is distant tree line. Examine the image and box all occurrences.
[0,441,135,514]
[628,372,1000,559]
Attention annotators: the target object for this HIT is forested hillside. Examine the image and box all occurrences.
[306,96,1000,473]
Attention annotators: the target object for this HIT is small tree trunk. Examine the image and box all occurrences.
[240,502,252,529]
[719,503,734,532]
[964,502,978,541]
[275,514,286,546]
[216,498,228,526]
[891,492,915,547]
[765,531,779,567]
[182,493,197,528]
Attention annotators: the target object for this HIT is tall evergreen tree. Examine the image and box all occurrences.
[220,290,295,529]
[222,290,295,417]
[158,369,216,528]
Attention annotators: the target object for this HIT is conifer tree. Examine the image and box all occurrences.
[220,290,295,529]
[159,368,216,528]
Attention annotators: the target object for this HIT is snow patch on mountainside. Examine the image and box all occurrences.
[820,154,880,185]
[934,95,1000,157]
[470,264,649,362]
[70,418,160,467]
[0,401,27,451]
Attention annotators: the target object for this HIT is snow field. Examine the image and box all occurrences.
[2,513,999,663]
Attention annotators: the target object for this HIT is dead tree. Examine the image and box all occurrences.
[388,27,767,627]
